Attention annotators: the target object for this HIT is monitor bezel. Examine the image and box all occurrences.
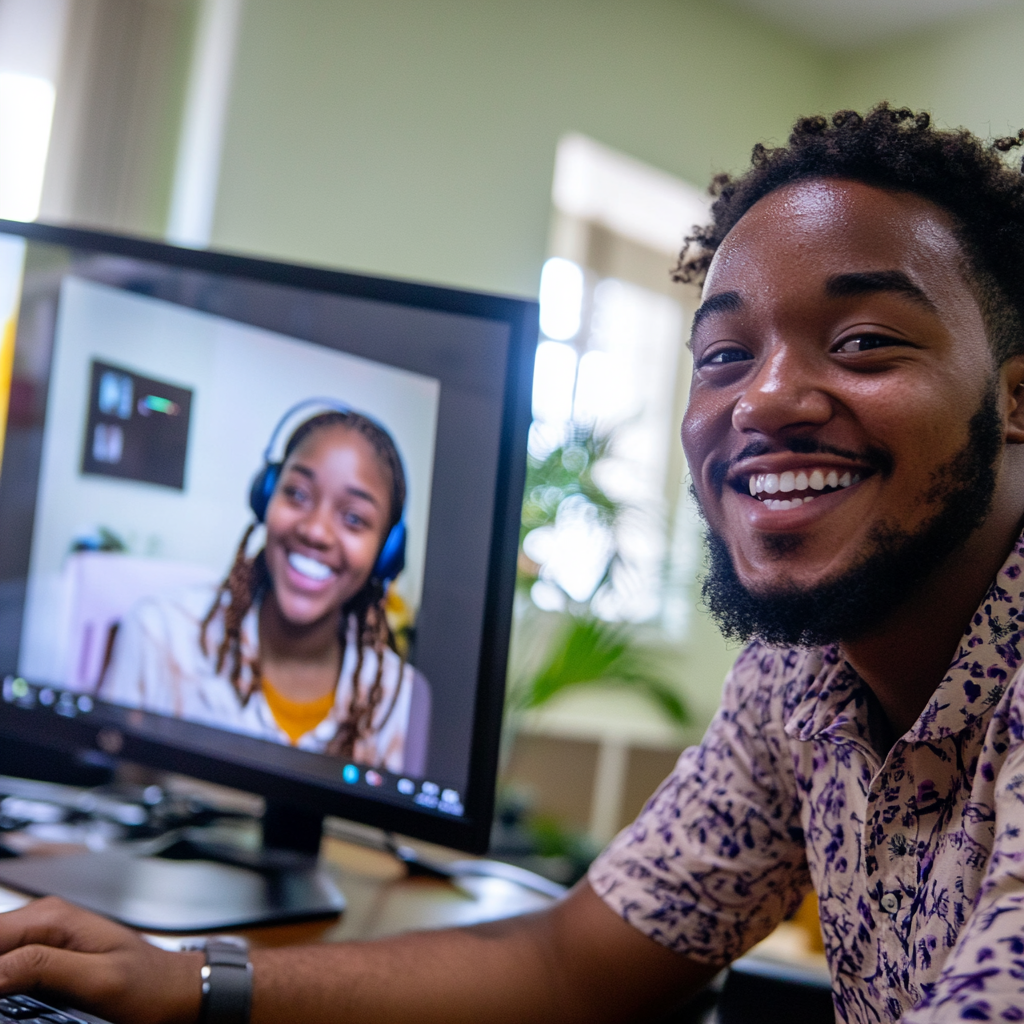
[0,218,537,854]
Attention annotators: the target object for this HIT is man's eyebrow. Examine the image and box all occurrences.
[824,270,938,312]
[691,291,743,334]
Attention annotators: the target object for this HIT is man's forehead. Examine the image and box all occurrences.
[702,177,967,297]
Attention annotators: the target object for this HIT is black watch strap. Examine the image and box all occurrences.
[200,939,252,1024]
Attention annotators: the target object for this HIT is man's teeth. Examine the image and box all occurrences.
[763,497,815,510]
[288,552,335,581]
[746,468,861,501]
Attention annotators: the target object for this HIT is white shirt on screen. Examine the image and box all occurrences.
[99,586,416,773]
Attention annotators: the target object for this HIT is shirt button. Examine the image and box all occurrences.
[881,892,899,914]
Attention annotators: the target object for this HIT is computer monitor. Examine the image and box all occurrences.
[0,220,536,928]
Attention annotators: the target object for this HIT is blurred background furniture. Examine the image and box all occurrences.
[62,551,217,692]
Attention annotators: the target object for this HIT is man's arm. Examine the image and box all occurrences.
[0,884,721,1024]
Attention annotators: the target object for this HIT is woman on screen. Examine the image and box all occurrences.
[100,409,429,775]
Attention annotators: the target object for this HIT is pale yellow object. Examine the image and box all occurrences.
[751,893,828,975]
[384,584,414,657]
[384,584,412,632]
[791,891,826,953]
[0,315,16,469]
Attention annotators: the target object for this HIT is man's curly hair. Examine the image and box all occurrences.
[674,104,1024,363]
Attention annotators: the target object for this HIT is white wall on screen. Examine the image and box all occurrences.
[20,276,439,684]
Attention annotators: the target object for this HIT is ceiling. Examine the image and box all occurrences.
[723,0,1015,48]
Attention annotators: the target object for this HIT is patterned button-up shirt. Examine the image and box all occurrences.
[590,532,1024,1023]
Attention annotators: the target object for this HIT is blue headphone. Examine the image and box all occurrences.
[248,398,407,584]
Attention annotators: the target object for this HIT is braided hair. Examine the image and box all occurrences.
[675,104,1024,364]
[200,410,408,760]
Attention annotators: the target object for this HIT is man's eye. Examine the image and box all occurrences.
[702,347,752,366]
[834,334,901,354]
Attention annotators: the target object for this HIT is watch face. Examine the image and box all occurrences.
[205,938,252,963]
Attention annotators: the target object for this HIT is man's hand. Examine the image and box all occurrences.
[0,897,201,1024]
[0,885,719,1024]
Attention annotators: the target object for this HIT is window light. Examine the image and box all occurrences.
[0,72,55,222]
[531,340,578,425]
[538,257,584,341]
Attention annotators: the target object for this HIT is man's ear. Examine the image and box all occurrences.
[1003,354,1024,444]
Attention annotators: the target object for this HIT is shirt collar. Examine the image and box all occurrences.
[784,647,872,744]
[906,530,1024,742]
[783,529,1024,744]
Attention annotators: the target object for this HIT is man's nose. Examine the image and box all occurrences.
[731,342,832,436]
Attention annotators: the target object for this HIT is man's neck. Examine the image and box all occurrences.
[841,510,1024,739]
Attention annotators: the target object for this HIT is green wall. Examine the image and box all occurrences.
[196,0,1024,310]
[211,0,829,297]
[205,1,1024,718]
[827,4,1024,139]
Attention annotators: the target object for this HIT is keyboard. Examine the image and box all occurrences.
[0,994,110,1023]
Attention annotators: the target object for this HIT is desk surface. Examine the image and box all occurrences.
[249,836,558,948]
[0,835,559,950]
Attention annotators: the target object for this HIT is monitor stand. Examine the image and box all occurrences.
[0,803,345,933]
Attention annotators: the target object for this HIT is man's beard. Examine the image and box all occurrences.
[699,383,1004,648]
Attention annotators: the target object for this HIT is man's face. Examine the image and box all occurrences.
[682,178,1001,639]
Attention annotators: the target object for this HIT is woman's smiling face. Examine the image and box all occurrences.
[263,425,393,627]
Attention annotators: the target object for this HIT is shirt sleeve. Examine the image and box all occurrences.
[588,644,811,963]
[902,700,1024,1023]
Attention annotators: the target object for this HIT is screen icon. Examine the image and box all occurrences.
[439,789,464,816]
[98,370,133,419]
[55,692,77,718]
[341,764,359,784]
[92,423,124,464]
[414,780,440,809]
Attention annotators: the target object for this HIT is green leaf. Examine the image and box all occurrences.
[515,615,688,728]
[512,421,688,730]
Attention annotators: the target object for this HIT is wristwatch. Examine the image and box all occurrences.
[198,938,252,1024]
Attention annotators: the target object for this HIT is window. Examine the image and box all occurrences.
[525,134,708,636]
[0,0,69,222]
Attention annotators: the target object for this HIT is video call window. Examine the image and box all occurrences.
[0,230,530,850]
[18,274,438,777]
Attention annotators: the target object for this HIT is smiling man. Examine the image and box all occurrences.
[589,106,1024,1023]
[1,105,1024,1024]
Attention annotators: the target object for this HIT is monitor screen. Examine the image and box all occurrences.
[0,222,535,853]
